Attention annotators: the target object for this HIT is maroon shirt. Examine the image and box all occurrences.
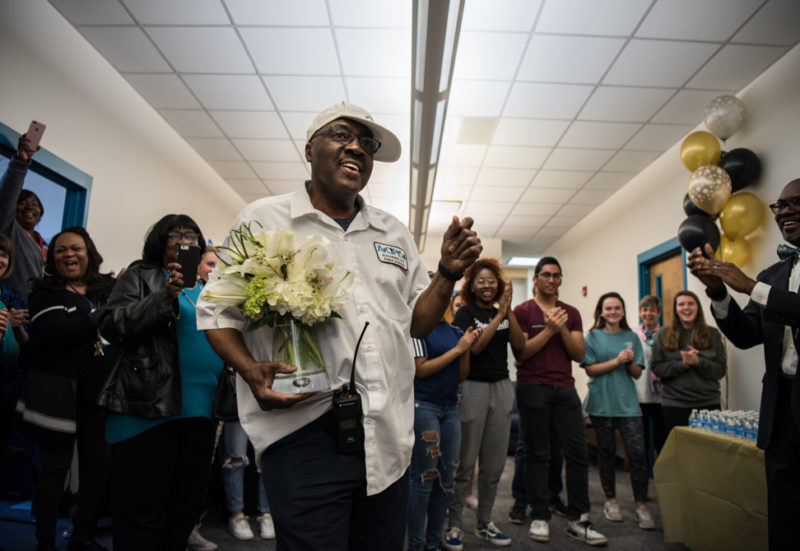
[513,299,583,386]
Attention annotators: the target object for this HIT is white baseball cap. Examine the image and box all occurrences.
[306,101,402,163]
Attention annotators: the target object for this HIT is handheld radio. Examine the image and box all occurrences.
[332,321,369,454]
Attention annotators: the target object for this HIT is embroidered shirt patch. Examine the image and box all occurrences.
[374,242,408,271]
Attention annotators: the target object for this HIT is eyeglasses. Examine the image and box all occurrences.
[310,124,381,155]
[769,196,800,214]
[475,278,497,286]
[167,231,199,245]
[537,272,562,280]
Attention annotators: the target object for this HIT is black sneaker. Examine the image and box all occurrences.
[508,504,527,524]
[548,496,569,517]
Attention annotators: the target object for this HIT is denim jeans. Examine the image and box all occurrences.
[407,400,461,551]
[223,420,270,514]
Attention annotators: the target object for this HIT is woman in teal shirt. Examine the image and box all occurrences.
[582,292,655,531]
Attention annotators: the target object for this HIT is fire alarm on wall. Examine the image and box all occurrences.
[582,286,587,297]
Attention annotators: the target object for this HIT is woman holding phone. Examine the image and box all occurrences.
[96,214,223,551]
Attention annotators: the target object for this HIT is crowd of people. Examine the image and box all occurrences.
[0,101,798,551]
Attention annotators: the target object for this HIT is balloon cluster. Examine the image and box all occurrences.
[677,95,764,267]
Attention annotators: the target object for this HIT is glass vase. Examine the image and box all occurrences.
[271,316,330,394]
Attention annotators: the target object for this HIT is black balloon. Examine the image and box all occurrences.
[683,193,708,217]
[678,215,720,254]
[720,148,761,192]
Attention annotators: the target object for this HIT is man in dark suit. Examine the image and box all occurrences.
[687,178,800,551]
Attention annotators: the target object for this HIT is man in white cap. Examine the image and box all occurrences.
[198,101,482,550]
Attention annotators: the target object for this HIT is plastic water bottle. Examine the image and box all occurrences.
[689,409,698,428]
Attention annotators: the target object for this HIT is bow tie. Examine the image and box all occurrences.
[777,244,800,262]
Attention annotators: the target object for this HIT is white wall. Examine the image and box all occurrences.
[545,44,800,408]
[0,0,245,271]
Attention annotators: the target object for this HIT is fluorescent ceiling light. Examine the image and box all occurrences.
[507,256,540,267]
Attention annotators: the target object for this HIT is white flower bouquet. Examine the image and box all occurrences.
[204,222,352,393]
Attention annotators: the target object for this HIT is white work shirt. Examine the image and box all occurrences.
[197,185,430,495]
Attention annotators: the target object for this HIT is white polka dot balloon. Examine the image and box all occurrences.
[704,94,747,141]
[688,165,732,216]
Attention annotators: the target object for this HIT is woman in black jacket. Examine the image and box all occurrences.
[96,214,223,551]
[16,227,114,551]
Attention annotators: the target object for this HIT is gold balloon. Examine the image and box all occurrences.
[680,131,721,172]
[719,192,764,240]
[688,165,731,216]
[719,235,751,267]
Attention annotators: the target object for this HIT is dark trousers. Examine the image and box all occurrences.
[662,403,720,439]
[517,383,589,521]
[512,425,563,508]
[639,402,667,456]
[765,378,800,551]
[34,403,110,544]
[261,410,409,551]
[111,417,215,551]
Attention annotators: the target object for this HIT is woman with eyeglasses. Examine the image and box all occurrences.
[96,214,223,551]
[651,290,727,436]
[445,257,524,549]
[16,227,115,551]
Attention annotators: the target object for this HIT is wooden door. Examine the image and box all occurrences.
[649,253,683,326]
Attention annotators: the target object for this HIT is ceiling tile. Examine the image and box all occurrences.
[208,160,257,179]
[146,27,253,73]
[226,178,270,195]
[559,121,642,149]
[652,89,729,124]
[123,0,229,24]
[533,227,567,238]
[439,144,489,167]
[492,118,570,147]
[520,187,575,203]
[518,35,625,83]
[546,214,584,229]
[263,76,347,111]
[241,28,339,75]
[475,168,534,187]
[226,0,329,25]
[530,170,593,188]
[604,40,719,87]
[453,31,528,80]
[51,0,133,24]
[124,74,199,108]
[281,112,317,140]
[186,138,242,160]
[470,186,524,202]
[543,148,615,170]
[371,198,407,223]
[510,201,561,216]
[461,0,541,31]
[687,44,787,90]
[183,75,272,110]
[265,180,305,195]
[433,183,472,202]
[558,203,595,216]
[210,111,287,139]
[251,162,309,181]
[583,172,634,190]
[448,80,512,117]
[232,139,301,162]
[484,146,551,169]
[536,0,651,36]
[504,215,550,228]
[329,0,410,28]
[345,78,410,115]
[604,150,659,171]
[505,83,594,118]
[625,123,694,150]
[338,29,410,77]
[158,109,223,137]
[436,166,480,188]
[636,0,762,41]
[370,160,408,184]
[580,86,674,122]
[571,188,616,205]
[79,27,171,72]
[733,0,800,45]
[464,201,517,215]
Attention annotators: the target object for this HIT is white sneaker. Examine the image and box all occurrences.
[636,505,656,530]
[603,499,623,522]
[566,513,608,546]
[228,513,254,540]
[529,519,550,542]
[258,512,276,539]
[187,523,217,551]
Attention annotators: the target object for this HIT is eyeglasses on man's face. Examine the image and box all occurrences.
[537,271,562,281]
[167,231,199,245]
[311,124,381,155]
[769,196,800,214]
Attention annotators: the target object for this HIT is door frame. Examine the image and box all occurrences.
[638,237,686,326]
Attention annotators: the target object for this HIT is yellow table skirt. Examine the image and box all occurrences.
[654,426,767,551]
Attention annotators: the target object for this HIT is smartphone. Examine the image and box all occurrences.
[177,244,202,285]
[26,120,46,149]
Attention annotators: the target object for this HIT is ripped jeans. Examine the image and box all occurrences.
[407,400,461,551]
[222,420,270,514]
